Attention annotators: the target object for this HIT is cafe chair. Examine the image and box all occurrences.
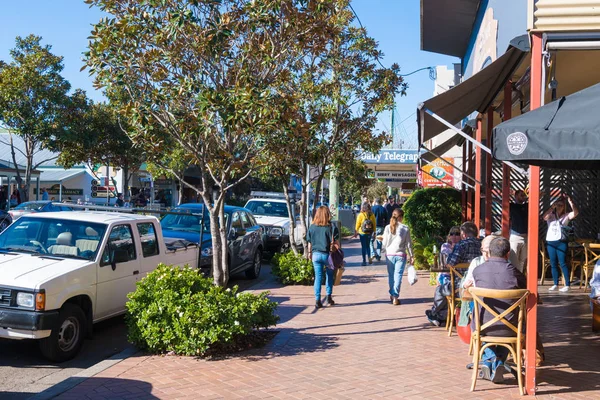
[570,239,594,287]
[469,287,529,396]
[582,243,600,292]
[445,263,469,337]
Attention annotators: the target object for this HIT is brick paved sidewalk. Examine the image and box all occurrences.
[58,238,600,399]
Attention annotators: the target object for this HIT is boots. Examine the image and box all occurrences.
[326,295,335,306]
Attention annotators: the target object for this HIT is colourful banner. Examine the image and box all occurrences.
[420,158,454,188]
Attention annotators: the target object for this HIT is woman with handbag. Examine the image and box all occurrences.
[307,206,340,309]
[381,208,414,305]
[543,194,579,292]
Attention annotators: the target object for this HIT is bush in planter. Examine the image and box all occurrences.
[340,225,352,238]
[126,264,279,356]
[271,251,314,285]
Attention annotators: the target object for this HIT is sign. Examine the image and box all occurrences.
[358,149,419,164]
[420,157,454,188]
[35,185,83,196]
[374,171,417,179]
[154,178,173,186]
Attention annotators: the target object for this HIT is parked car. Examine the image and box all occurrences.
[160,203,264,279]
[0,210,12,232]
[0,211,199,361]
[9,201,73,221]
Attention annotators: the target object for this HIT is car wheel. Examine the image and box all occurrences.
[39,303,86,362]
[245,249,262,279]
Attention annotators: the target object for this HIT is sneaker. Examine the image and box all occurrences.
[315,300,323,309]
[393,298,401,306]
[479,362,492,381]
[491,361,506,384]
[361,261,367,266]
[368,257,373,265]
[548,285,558,291]
[559,286,571,293]
[425,311,441,326]
[325,295,335,306]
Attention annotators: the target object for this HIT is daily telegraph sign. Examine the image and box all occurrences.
[358,149,419,164]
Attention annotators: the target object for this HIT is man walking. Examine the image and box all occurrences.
[371,198,388,261]
[385,195,400,220]
[509,189,528,273]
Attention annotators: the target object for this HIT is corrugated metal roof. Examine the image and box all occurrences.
[533,0,600,31]
[38,168,89,183]
[0,132,61,167]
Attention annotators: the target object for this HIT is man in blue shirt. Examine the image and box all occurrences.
[41,188,49,201]
[371,198,388,261]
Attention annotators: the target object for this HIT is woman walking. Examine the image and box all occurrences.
[381,208,414,305]
[543,194,579,292]
[354,202,376,266]
[307,206,340,309]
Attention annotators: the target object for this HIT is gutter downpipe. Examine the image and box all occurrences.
[467,140,473,222]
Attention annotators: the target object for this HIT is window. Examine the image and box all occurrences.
[101,225,136,266]
[231,212,242,229]
[137,223,159,257]
[240,212,251,228]
[246,213,258,228]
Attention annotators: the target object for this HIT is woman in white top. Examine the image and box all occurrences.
[381,209,414,305]
[543,195,579,292]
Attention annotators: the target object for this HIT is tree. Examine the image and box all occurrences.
[366,181,388,203]
[0,35,71,201]
[85,0,340,286]
[57,98,146,198]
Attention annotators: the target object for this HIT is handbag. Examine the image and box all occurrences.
[328,224,344,270]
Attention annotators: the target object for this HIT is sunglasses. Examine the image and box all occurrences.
[449,232,461,236]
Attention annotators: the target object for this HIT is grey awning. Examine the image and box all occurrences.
[39,169,88,183]
[420,120,474,163]
[420,0,481,57]
[418,35,530,146]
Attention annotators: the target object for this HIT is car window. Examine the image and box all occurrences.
[137,223,159,257]
[231,212,242,229]
[61,206,72,211]
[246,213,257,227]
[240,212,251,228]
[101,224,136,266]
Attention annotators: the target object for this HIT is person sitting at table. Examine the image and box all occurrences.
[471,237,526,384]
[542,194,579,292]
[440,226,461,266]
[426,222,481,326]
[463,234,520,290]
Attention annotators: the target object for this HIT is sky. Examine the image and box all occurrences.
[0,0,457,150]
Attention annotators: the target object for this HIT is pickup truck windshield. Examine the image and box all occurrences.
[245,201,290,218]
[0,217,107,261]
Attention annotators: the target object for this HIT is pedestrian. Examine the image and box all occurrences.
[115,193,125,207]
[9,190,18,207]
[509,189,528,273]
[543,194,579,292]
[41,188,49,201]
[384,195,401,220]
[370,197,388,261]
[306,205,340,309]
[354,202,376,266]
[381,208,414,305]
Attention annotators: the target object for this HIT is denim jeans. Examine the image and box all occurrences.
[370,227,385,259]
[482,345,509,373]
[547,240,570,286]
[359,233,372,262]
[386,255,407,297]
[312,251,334,300]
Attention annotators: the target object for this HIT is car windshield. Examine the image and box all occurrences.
[245,201,290,218]
[14,202,46,211]
[160,208,226,233]
[0,217,107,261]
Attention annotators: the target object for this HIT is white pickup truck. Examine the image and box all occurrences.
[0,211,198,361]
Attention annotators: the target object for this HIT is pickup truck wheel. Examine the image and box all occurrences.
[245,249,262,279]
[39,304,86,362]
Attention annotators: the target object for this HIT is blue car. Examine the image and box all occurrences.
[160,204,264,279]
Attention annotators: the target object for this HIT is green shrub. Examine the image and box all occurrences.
[340,225,352,237]
[126,264,279,356]
[403,187,462,241]
[271,251,314,285]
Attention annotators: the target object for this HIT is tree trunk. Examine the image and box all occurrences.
[178,178,184,205]
[122,160,129,197]
[199,178,229,288]
[282,183,298,255]
[299,164,310,257]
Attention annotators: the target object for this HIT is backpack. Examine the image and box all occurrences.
[361,213,374,234]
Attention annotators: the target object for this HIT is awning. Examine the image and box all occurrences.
[418,34,530,145]
[39,169,88,183]
[419,120,474,164]
[493,82,600,169]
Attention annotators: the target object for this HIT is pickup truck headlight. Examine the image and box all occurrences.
[201,247,212,257]
[268,227,283,238]
[16,292,35,308]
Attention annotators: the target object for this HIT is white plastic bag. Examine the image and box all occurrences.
[407,265,418,286]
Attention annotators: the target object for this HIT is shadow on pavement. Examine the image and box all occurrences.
[240,328,340,361]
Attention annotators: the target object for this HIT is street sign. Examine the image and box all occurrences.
[374,171,417,179]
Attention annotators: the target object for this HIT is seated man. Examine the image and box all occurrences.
[463,234,521,290]
[426,222,482,326]
[472,237,526,383]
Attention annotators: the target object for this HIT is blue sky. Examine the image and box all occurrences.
[0,0,457,150]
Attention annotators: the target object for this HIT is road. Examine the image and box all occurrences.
[0,264,272,400]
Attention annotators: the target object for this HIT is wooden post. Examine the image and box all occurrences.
[466,140,473,221]
[525,32,543,396]
[474,117,482,231]
[462,143,467,221]
[485,108,494,235]
[501,81,512,238]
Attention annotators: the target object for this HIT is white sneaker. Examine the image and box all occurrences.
[559,286,571,293]
[548,285,558,291]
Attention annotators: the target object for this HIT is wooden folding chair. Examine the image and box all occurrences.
[469,287,529,396]
[445,262,469,337]
[582,243,600,292]
[539,245,551,286]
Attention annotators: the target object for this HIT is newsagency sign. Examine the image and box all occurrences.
[358,149,419,164]
[374,171,417,181]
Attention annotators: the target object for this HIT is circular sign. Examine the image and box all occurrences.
[507,132,528,155]
[430,167,447,179]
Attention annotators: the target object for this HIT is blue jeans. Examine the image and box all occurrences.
[359,233,372,262]
[547,240,570,286]
[312,252,334,300]
[370,227,385,259]
[482,345,509,374]
[387,255,407,297]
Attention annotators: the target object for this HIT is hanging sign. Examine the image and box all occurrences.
[421,158,454,188]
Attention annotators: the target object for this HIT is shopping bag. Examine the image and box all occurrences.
[407,265,418,286]
[334,265,345,286]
